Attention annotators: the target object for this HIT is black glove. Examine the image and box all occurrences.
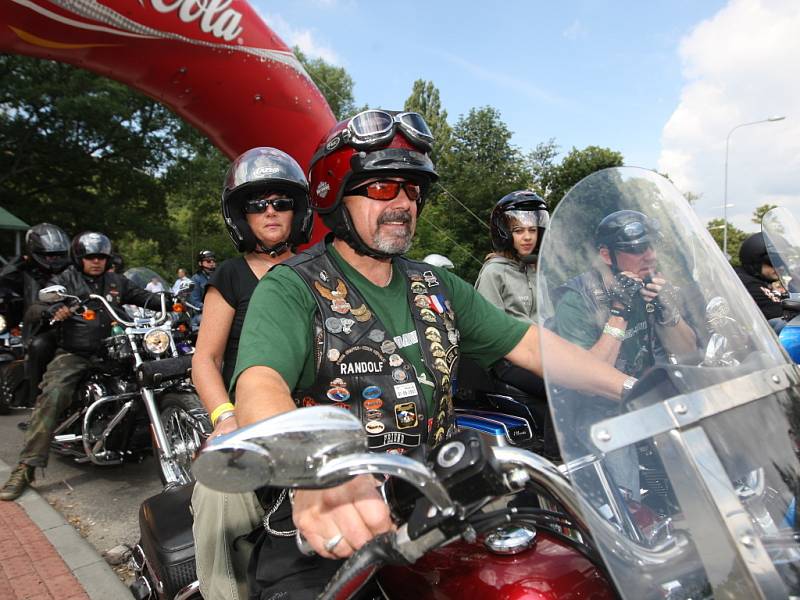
[608,273,643,318]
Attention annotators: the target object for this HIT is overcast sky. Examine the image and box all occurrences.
[253,0,799,233]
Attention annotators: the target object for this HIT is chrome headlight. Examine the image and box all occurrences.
[0,315,6,334]
[143,329,171,355]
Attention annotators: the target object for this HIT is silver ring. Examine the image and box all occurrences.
[324,533,344,553]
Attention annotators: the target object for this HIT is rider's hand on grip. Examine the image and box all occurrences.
[48,304,73,324]
[292,474,394,559]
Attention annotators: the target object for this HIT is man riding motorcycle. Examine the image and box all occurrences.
[229,109,630,599]
[0,231,164,501]
[0,223,71,408]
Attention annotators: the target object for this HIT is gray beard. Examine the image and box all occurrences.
[372,226,413,254]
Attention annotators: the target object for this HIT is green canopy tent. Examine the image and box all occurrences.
[0,206,30,263]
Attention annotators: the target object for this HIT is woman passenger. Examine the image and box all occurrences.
[190,147,313,600]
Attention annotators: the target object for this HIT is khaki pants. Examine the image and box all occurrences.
[191,482,264,600]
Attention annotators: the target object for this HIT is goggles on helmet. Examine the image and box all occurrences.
[612,218,662,252]
[321,110,433,158]
[345,179,422,203]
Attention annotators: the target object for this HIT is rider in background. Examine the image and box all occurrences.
[191,147,312,600]
[735,232,786,332]
[475,191,556,455]
[551,210,696,498]
[0,223,71,407]
[189,249,217,315]
[0,232,161,501]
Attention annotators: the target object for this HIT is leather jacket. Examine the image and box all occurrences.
[45,266,161,355]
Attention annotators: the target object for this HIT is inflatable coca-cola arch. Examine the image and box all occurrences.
[1,0,336,242]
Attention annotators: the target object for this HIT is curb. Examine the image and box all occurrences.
[0,458,133,600]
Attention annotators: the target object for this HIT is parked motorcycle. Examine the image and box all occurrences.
[37,284,210,486]
[762,206,800,361]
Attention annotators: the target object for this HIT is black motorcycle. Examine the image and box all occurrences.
[38,284,210,486]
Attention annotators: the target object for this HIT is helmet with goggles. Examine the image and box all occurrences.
[595,210,662,255]
[490,191,549,255]
[25,223,70,273]
[222,147,312,256]
[71,232,112,266]
[308,109,439,258]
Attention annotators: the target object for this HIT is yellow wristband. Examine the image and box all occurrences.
[210,402,235,426]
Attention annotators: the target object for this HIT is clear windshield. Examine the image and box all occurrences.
[537,167,800,599]
[762,207,800,295]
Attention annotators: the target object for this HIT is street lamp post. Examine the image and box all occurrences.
[723,116,786,259]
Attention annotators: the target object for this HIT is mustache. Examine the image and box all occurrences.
[378,210,412,226]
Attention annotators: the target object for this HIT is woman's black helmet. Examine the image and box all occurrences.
[25,223,70,273]
[222,147,312,254]
[739,233,771,279]
[70,232,112,266]
[490,191,549,254]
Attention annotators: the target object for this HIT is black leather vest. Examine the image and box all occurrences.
[285,242,460,453]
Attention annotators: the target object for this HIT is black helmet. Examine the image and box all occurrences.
[71,232,112,266]
[739,233,771,279]
[197,250,216,264]
[308,110,439,259]
[595,210,662,253]
[490,191,549,254]
[25,223,70,273]
[109,253,125,273]
[222,147,312,256]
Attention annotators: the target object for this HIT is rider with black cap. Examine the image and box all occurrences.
[735,232,785,327]
[0,231,162,501]
[0,223,71,407]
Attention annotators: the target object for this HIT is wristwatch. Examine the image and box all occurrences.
[621,376,637,399]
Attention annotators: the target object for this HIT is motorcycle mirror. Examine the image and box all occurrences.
[193,406,368,493]
[175,280,194,296]
[38,285,70,303]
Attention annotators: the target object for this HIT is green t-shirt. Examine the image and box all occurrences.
[554,288,652,376]
[231,244,529,411]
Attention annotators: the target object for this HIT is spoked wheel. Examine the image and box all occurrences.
[157,392,211,486]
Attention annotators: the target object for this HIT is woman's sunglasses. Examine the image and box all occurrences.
[243,197,295,213]
[345,180,421,202]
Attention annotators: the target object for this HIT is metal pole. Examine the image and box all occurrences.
[723,116,786,259]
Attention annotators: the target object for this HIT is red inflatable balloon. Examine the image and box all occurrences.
[0,0,335,242]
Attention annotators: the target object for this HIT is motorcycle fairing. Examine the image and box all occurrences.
[538,167,800,599]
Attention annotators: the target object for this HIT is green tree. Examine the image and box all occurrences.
[545,145,624,211]
[707,218,747,265]
[752,203,778,226]
[0,54,185,273]
[294,47,359,120]
[409,107,530,282]
[404,80,452,166]
[527,138,559,199]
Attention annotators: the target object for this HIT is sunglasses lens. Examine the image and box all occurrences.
[244,199,266,213]
[349,110,393,137]
[271,197,294,211]
[366,181,401,200]
[404,183,421,201]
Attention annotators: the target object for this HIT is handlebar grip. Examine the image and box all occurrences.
[318,532,408,600]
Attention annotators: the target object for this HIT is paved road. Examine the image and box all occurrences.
[0,407,164,565]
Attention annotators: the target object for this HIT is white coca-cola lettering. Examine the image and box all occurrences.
[150,0,243,42]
